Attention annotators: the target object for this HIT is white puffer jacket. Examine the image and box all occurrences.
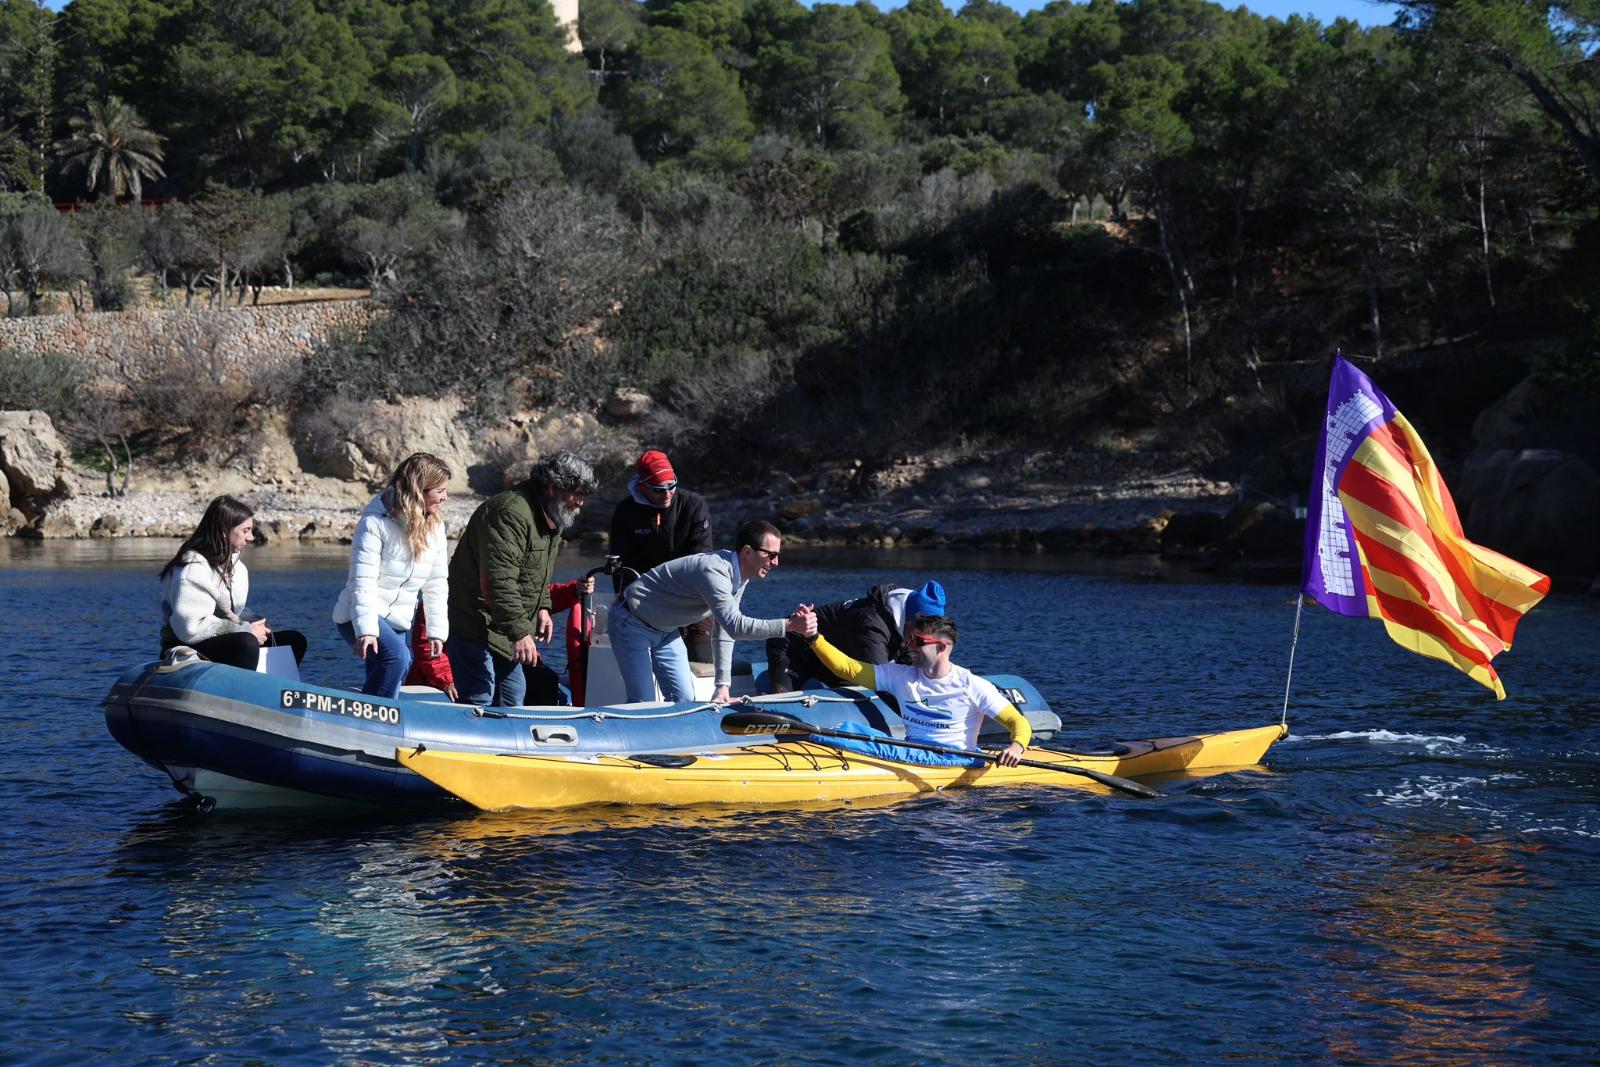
[331,493,449,640]
[162,551,251,645]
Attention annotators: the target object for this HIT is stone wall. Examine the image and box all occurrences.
[0,300,373,377]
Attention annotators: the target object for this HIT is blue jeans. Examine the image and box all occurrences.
[336,619,412,699]
[609,602,696,703]
[447,634,526,708]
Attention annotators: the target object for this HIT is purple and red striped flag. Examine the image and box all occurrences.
[1301,356,1550,699]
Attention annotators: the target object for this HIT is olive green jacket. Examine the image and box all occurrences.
[446,482,562,660]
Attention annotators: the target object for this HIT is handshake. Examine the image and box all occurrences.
[785,603,818,639]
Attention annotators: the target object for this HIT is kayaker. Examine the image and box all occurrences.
[803,614,1030,766]
[330,453,452,699]
[446,450,598,707]
[611,519,817,703]
[159,495,308,670]
[609,449,715,662]
[765,579,946,692]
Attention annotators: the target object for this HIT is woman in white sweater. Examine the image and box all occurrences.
[160,495,308,669]
[332,453,452,698]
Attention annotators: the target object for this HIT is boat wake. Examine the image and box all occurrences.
[1370,773,1600,839]
[1292,729,1505,757]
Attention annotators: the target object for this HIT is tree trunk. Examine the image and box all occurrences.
[1156,203,1194,387]
[100,437,116,496]
[28,5,53,193]
[1361,244,1384,360]
[1502,58,1600,192]
[98,433,131,497]
[1477,173,1495,308]
[1228,170,1253,302]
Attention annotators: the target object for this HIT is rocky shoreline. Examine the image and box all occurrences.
[25,464,1241,547]
[4,404,1253,553]
[6,406,1592,589]
[13,445,1294,578]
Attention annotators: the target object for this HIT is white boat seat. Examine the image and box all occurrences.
[689,660,752,678]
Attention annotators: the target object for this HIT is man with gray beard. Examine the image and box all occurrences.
[446,450,597,706]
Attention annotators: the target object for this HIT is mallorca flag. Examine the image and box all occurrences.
[1301,356,1550,698]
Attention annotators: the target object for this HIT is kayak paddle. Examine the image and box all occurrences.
[721,709,1163,799]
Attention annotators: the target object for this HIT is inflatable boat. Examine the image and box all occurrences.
[102,640,1062,811]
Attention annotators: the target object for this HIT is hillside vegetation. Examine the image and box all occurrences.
[3,0,1599,495]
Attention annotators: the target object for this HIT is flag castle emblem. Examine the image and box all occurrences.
[1300,356,1550,698]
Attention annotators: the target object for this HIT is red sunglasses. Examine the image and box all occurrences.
[907,635,948,651]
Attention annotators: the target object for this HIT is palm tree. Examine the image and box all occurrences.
[58,96,166,201]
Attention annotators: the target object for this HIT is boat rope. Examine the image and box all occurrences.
[475,704,715,722]
[471,690,866,722]
[1279,593,1303,729]
[746,692,863,707]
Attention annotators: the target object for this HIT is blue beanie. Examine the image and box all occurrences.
[904,580,947,622]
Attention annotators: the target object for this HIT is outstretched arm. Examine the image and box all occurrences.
[808,634,878,690]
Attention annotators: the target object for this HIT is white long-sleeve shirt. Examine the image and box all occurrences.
[331,493,450,640]
[161,551,251,645]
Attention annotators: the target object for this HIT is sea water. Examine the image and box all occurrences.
[2,539,1598,1063]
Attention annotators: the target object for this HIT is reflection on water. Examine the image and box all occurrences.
[0,536,351,571]
[1311,831,1548,1062]
[100,796,1056,1061]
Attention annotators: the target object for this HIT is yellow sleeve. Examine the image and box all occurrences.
[810,634,878,689]
[994,703,1033,748]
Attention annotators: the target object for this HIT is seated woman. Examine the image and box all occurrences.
[332,452,451,698]
[160,495,308,669]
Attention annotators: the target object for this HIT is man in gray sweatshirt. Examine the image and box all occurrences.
[612,519,816,703]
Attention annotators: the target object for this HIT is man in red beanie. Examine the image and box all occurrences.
[610,449,716,661]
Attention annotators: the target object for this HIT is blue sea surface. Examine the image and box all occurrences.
[3,538,1599,1064]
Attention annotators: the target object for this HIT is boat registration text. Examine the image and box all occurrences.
[280,688,402,725]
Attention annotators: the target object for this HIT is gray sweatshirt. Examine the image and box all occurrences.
[622,549,786,687]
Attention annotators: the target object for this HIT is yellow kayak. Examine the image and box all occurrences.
[397,723,1286,811]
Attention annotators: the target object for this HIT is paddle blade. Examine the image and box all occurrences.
[720,710,815,735]
[1076,766,1163,799]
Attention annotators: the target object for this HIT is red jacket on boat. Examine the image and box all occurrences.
[407,579,592,701]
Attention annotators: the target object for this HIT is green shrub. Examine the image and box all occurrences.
[0,348,84,423]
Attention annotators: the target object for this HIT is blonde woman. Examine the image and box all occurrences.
[332,453,452,698]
